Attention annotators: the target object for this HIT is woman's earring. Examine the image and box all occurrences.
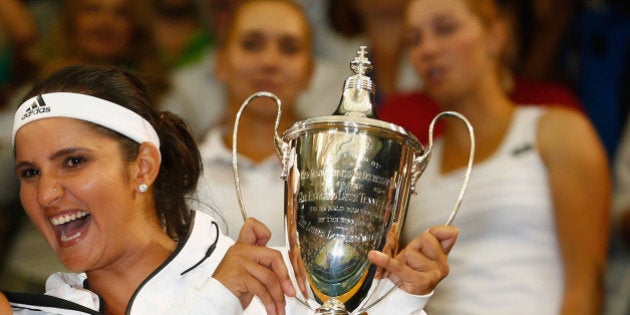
[139,184,148,193]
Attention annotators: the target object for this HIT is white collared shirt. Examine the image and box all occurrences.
[193,127,287,247]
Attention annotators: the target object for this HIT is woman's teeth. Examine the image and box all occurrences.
[61,231,82,242]
[50,211,89,226]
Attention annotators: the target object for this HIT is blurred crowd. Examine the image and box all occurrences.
[0,0,629,314]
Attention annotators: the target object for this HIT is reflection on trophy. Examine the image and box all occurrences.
[232,46,475,314]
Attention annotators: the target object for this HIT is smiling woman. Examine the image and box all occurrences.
[4,64,296,314]
[13,97,166,270]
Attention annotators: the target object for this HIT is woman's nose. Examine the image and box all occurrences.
[36,176,63,207]
[259,45,283,68]
[416,33,440,58]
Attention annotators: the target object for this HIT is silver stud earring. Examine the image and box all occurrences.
[139,184,148,193]
[53,186,58,193]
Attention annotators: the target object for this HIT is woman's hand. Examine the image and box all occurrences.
[213,218,295,315]
[368,225,458,295]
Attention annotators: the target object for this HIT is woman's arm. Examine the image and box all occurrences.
[0,291,12,314]
[538,107,611,315]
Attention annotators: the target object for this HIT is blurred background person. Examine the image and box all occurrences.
[398,0,610,314]
[0,0,38,284]
[377,0,583,145]
[151,0,213,70]
[191,0,314,246]
[31,0,169,102]
[162,0,348,140]
[0,0,38,107]
[159,0,238,140]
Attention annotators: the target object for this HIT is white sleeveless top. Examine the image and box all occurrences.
[402,107,563,314]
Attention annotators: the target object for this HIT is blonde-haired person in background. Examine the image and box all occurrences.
[193,0,314,245]
[398,0,611,314]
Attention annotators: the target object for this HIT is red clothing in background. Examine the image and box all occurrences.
[377,78,582,144]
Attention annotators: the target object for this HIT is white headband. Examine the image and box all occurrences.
[12,92,161,156]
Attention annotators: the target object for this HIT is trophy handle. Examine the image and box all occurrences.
[232,91,288,222]
[355,112,476,314]
[414,111,475,226]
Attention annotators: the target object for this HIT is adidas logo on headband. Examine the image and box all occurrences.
[21,95,50,120]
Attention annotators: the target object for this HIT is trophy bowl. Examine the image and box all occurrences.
[281,115,424,314]
[232,46,474,314]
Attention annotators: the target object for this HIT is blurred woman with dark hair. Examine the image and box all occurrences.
[35,0,169,101]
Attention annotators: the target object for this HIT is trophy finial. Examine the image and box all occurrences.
[350,46,372,76]
[333,46,376,118]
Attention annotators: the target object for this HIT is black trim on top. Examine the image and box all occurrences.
[180,221,219,275]
[124,211,198,314]
[124,211,221,314]
[2,290,102,314]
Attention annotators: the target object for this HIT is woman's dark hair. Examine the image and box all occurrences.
[20,65,201,240]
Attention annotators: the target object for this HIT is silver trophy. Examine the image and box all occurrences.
[232,46,475,314]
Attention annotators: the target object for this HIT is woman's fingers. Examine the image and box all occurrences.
[368,248,444,295]
[403,227,452,261]
[237,217,272,246]
[367,225,458,295]
[213,244,295,314]
[426,225,459,254]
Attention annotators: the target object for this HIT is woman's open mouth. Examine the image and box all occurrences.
[50,210,91,246]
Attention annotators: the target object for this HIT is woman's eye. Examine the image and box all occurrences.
[240,33,265,52]
[19,168,40,179]
[65,156,85,167]
[279,37,301,55]
[435,22,458,36]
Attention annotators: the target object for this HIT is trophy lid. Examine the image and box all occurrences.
[332,45,376,118]
[283,46,420,147]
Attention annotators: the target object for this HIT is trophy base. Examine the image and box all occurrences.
[314,299,368,315]
[315,299,349,315]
